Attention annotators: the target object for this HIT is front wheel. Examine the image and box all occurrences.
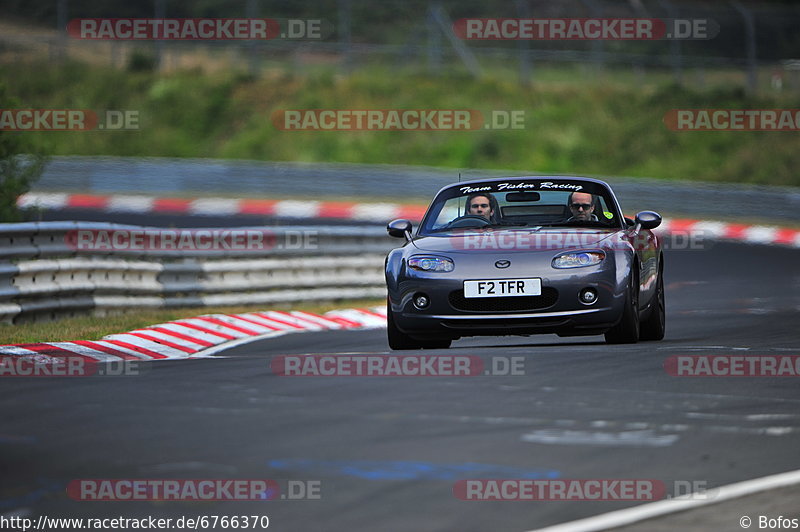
[640,262,665,341]
[605,269,640,344]
[387,302,451,350]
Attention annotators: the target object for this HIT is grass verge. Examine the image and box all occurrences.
[2,61,800,187]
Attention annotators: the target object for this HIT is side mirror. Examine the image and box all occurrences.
[387,219,412,241]
[635,211,662,230]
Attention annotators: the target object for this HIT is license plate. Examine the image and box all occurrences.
[463,278,542,298]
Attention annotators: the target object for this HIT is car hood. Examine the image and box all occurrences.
[411,229,619,254]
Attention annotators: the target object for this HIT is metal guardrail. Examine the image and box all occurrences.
[0,221,393,259]
[0,222,393,323]
[30,157,800,223]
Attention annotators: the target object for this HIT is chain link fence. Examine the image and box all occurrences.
[2,0,800,93]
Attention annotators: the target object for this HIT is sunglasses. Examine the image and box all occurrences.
[470,203,490,209]
[570,203,592,210]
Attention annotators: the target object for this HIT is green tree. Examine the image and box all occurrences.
[0,83,46,222]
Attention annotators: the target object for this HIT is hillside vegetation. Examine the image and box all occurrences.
[3,60,799,186]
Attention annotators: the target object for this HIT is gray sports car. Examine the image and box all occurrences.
[385,176,665,349]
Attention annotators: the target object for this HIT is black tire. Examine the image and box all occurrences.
[386,302,451,350]
[605,268,640,344]
[640,261,665,341]
[387,302,420,350]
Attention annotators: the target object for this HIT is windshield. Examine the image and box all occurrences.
[418,180,623,236]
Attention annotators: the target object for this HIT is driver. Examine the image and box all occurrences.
[566,191,598,222]
[465,192,495,221]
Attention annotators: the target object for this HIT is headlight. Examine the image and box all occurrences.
[407,256,454,272]
[552,251,605,269]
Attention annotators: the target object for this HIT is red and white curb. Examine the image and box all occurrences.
[656,219,800,248]
[17,192,428,222]
[18,192,800,248]
[0,307,388,363]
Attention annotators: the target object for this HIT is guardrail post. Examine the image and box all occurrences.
[0,262,21,323]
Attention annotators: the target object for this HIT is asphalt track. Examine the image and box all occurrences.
[2,241,799,531]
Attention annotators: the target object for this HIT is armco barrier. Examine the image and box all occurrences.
[3,216,798,323]
[0,221,393,260]
[0,222,393,323]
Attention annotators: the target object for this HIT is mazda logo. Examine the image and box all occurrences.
[495,260,511,269]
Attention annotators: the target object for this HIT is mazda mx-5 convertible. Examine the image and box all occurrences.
[385,176,665,349]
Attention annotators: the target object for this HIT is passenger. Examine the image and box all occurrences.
[566,192,598,222]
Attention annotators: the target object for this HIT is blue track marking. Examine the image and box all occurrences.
[268,459,560,481]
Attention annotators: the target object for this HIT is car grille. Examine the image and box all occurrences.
[440,317,568,330]
[448,287,559,312]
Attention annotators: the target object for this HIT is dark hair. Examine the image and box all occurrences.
[466,192,498,222]
[466,192,493,209]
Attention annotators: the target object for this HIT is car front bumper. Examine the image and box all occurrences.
[388,263,629,338]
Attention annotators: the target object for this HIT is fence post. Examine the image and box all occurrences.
[55,0,68,62]
[656,0,683,85]
[429,4,481,78]
[246,0,259,77]
[580,0,606,75]
[515,0,532,87]
[154,0,166,71]
[426,5,443,75]
[732,1,758,95]
[338,0,352,73]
